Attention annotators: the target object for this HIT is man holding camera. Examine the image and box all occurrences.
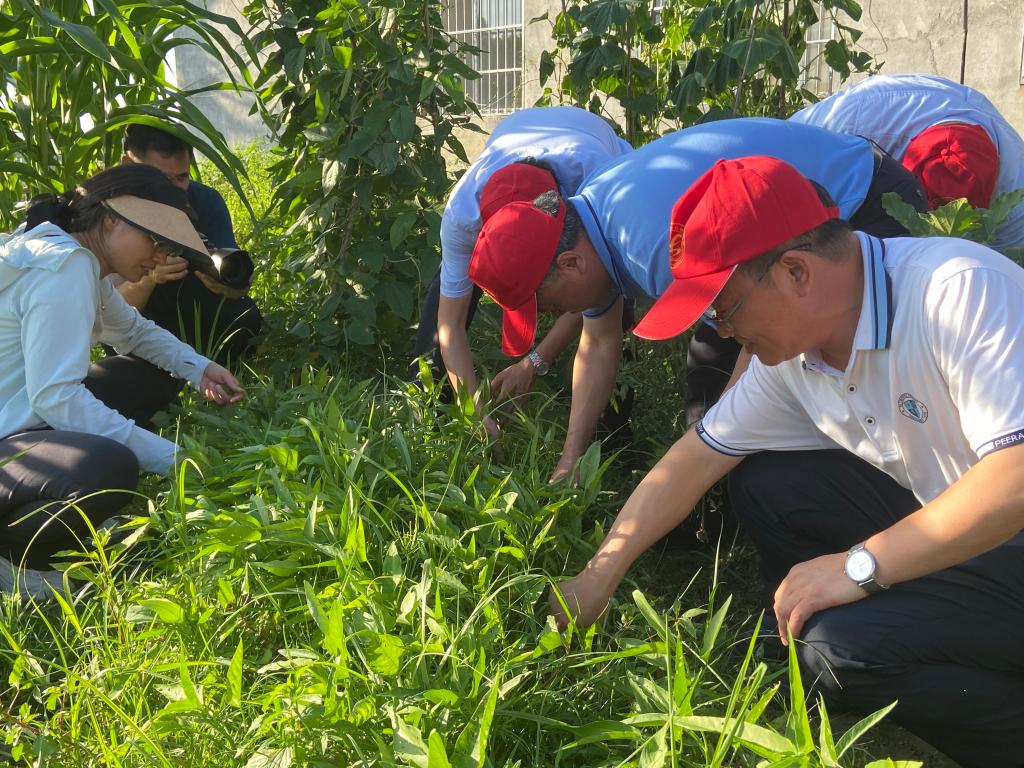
[83,123,261,429]
[118,123,262,362]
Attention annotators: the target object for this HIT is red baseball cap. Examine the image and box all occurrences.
[902,122,999,209]
[634,156,839,341]
[468,199,566,356]
[479,162,559,223]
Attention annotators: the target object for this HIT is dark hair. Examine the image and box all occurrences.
[123,123,194,158]
[533,190,581,255]
[25,164,184,233]
[736,181,854,279]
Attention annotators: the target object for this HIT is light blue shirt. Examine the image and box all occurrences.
[0,224,211,474]
[791,74,1024,251]
[570,117,876,316]
[440,106,632,297]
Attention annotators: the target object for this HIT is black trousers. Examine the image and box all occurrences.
[0,430,139,569]
[729,450,1024,767]
[143,274,262,365]
[685,146,930,410]
[85,355,188,432]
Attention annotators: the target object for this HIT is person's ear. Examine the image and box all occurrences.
[780,250,811,295]
[555,250,585,274]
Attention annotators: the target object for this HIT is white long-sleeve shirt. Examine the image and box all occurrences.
[0,223,212,473]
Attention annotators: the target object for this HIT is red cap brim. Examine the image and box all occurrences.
[501,295,538,356]
[633,270,732,341]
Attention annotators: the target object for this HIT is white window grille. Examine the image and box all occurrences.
[800,1,839,97]
[443,0,524,115]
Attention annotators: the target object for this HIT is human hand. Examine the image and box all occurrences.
[490,357,535,411]
[773,552,867,645]
[548,451,581,485]
[549,570,614,630]
[199,363,246,405]
[148,255,189,285]
[195,270,249,299]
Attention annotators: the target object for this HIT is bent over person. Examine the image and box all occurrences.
[0,164,244,596]
[469,118,927,481]
[551,156,1024,766]
[409,106,632,450]
[791,73,1024,250]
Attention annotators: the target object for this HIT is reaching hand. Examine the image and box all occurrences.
[548,451,581,485]
[549,570,613,630]
[490,357,535,411]
[199,363,246,405]
[195,270,249,299]
[773,552,867,645]
[148,255,189,285]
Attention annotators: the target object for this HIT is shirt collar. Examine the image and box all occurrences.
[801,231,893,375]
[568,193,628,298]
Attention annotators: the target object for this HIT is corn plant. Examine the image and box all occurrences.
[0,0,256,228]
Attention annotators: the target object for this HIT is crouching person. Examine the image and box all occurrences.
[0,164,245,594]
[551,156,1024,766]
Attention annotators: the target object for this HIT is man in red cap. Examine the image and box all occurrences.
[468,117,927,483]
[409,106,631,444]
[550,155,1024,766]
[791,73,1024,251]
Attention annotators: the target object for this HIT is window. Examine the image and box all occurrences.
[800,1,839,97]
[443,0,524,114]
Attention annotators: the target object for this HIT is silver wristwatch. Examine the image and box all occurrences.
[527,349,550,376]
[844,542,889,594]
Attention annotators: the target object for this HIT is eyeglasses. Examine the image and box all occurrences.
[150,236,184,259]
[701,242,811,333]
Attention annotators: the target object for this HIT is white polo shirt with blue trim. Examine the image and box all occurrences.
[698,232,1024,504]
[569,118,876,317]
[791,74,1024,251]
[440,106,632,298]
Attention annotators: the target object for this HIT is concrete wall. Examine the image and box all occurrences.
[171,0,267,148]
[843,0,1024,132]
[456,0,1024,156]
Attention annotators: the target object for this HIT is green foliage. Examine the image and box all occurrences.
[0,0,255,229]
[882,188,1024,264]
[0,370,909,766]
[537,0,875,146]
[242,0,480,363]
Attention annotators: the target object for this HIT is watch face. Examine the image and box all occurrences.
[845,550,874,582]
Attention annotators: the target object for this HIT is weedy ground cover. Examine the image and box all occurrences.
[0,365,925,767]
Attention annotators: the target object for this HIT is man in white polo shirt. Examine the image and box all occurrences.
[550,156,1024,766]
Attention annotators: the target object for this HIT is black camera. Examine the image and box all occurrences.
[207,247,255,290]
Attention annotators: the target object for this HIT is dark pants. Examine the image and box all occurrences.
[685,146,930,410]
[85,355,188,432]
[729,450,1024,767]
[0,430,139,569]
[144,274,262,365]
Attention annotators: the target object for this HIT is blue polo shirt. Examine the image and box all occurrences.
[570,117,876,316]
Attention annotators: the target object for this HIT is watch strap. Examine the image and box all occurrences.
[527,349,549,375]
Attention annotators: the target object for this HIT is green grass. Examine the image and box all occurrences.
[0,153,942,768]
[0,367,928,767]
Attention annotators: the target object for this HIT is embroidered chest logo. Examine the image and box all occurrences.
[898,393,929,423]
